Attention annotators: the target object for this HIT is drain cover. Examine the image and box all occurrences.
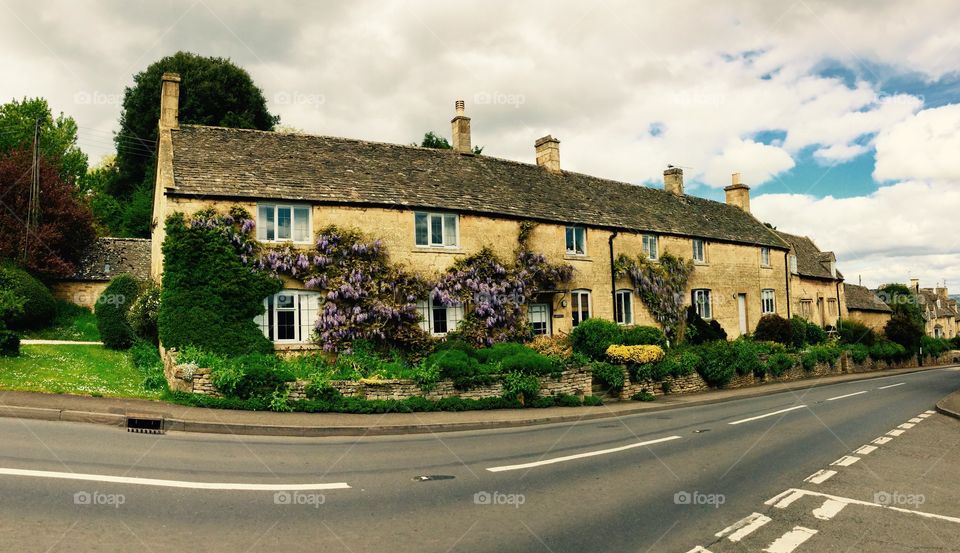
[126,414,164,434]
[413,475,455,481]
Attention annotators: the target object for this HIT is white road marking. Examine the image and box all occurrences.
[764,526,818,553]
[877,382,905,389]
[918,413,931,419]
[825,390,868,401]
[831,455,860,467]
[485,435,682,472]
[813,498,847,520]
[925,410,937,414]
[685,547,713,553]
[728,405,807,425]
[767,489,807,509]
[803,469,837,484]
[855,445,878,455]
[887,429,905,436]
[898,423,915,429]
[766,488,960,524]
[715,512,771,542]
[872,436,893,445]
[0,467,351,491]
[908,417,923,423]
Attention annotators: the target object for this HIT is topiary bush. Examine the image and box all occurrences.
[684,306,727,344]
[0,263,55,330]
[754,314,792,344]
[621,325,667,347]
[837,320,877,347]
[95,274,142,350]
[570,318,623,360]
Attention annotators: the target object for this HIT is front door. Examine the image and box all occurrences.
[737,294,748,336]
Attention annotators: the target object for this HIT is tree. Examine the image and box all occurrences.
[417,131,484,154]
[0,148,95,279]
[114,51,279,201]
[0,98,87,186]
[878,283,925,354]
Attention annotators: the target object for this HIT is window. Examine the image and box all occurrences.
[565,226,586,255]
[760,247,771,266]
[692,239,706,263]
[256,204,311,243]
[789,255,798,274]
[692,289,712,320]
[615,290,633,325]
[528,303,551,336]
[761,289,776,315]
[255,290,320,343]
[643,234,659,260]
[571,290,591,326]
[414,212,458,248]
[800,299,813,318]
[828,298,837,316]
[417,297,463,336]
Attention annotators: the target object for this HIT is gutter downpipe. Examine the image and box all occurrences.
[609,230,619,323]
[784,252,792,319]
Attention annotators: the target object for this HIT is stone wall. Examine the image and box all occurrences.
[49,281,109,311]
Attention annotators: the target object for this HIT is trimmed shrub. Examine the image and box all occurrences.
[498,349,562,377]
[529,334,572,359]
[95,274,141,350]
[631,390,656,402]
[666,348,701,377]
[570,318,623,360]
[128,282,160,344]
[502,371,540,404]
[754,314,792,344]
[804,322,828,345]
[474,342,530,364]
[870,340,908,362]
[621,325,667,347]
[837,320,876,347]
[590,361,625,390]
[731,338,763,377]
[0,330,19,356]
[921,336,951,358]
[846,344,870,364]
[765,352,795,376]
[684,306,727,345]
[208,353,295,399]
[0,263,55,330]
[606,344,665,365]
[806,343,841,368]
[696,341,735,388]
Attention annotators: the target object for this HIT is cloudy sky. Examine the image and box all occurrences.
[2,0,959,288]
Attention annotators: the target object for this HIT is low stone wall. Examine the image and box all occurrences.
[49,281,109,311]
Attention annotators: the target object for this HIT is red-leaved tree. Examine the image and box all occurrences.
[0,148,96,279]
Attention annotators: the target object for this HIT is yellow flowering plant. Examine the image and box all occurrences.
[605,344,665,365]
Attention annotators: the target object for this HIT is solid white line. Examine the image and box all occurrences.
[813,498,847,521]
[716,512,772,542]
[887,429,905,436]
[767,489,807,509]
[804,469,837,484]
[831,455,860,467]
[728,405,807,425]
[826,390,868,401]
[872,436,893,445]
[877,382,905,389]
[485,435,682,472]
[855,445,878,455]
[0,468,350,491]
[764,526,818,553]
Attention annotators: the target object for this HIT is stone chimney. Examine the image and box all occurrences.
[535,135,561,174]
[936,285,948,301]
[159,72,181,130]
[910,278,920,293]
[724,172,751,213]
[451,100,471,153]
[664,166,683,196]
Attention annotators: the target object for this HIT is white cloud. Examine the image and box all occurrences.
[874,104,960,182]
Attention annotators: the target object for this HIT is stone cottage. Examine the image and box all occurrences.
[50,237,151,310]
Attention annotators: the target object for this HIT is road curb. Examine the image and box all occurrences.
[935,389,960,420]
[0,365,952,437]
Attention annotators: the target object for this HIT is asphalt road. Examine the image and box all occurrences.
[0,367,958,552]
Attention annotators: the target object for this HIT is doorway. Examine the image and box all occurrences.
[737,294,747,336]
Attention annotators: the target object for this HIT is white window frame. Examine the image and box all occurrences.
[255,290,321,344]
[614,289,634,325]
[256,203,312,244]
[760,246,771,267]
[692,289,712,320]
[642,234,659,260]
[414,212,459,248]
[571,289,592,327]
[528,303,551,336]
[417,297,464,336]
[692,239,706,263]
[761,288,776,315]
[565,226,587,256]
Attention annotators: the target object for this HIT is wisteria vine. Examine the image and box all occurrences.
[614,251,694,340]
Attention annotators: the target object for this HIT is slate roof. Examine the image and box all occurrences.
[843,284,891,313]
[775,230,843,280]
[167,125,790,249]
[65,238,151,281]
[917,288,959,322]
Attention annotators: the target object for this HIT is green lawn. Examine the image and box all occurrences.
[20,301,100,342]
[0,344,160,399]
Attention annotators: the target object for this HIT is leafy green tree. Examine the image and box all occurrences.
[878,283,924,354]
[417,131,483,154]
[0,97,87,185]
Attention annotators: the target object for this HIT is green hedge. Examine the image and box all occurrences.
[0,330,19,356]
[0,263,55,330]
[95,274,141,350]
[754,314,792,344]
[837,320,876,347]
[570,318,623,360]
[621,326,667,347]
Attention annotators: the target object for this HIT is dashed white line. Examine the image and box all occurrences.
[877,382,905,389]
[925,410,936,414]
[918,413,932,419]
[887,429,905,436]
[803,469,837,484]
[485,435,682,472]
[831,455,860,467]
[767,489,807,509]
[898,423,915,429]
[764,526,818,553]
[872,436,893,444]
[0,467,351,491]
[728,405,807,425]
[813,498,847,521]
[825,390,868,401]
[855,445,878,455]
[908,417,923,423]
[685,547,713,553]
[716,512,771,542]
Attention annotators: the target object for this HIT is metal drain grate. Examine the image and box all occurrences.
[126,414,164,434]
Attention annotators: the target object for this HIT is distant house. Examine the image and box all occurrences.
[775,231,845,328]
[911,280,958,339]
[843,283,891,331]
[50,237,151,310]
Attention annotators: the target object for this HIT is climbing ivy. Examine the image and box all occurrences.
[614,251,694,341]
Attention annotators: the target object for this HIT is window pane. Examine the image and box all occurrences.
[276,292,295,309]
[565,227,574,252]
[293,207,310,242]
[415,213,428,246]
[417,299,430,332]
[277,207,292,240]
[582,292,591,320]
[443,214,457,246]
[430,214,443,245]
[623,293,632,324]
[277,310,296,340]
[258,205,275,241]
[299,293,318,342]
[574,228,584,254]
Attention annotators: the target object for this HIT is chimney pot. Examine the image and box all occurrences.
[451,99,471,153]
[160,72,181,130]
[535,135,561,174]
[724,172,751,213]
[664,166,684,196]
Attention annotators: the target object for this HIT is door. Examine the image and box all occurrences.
[737,294,747,336]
